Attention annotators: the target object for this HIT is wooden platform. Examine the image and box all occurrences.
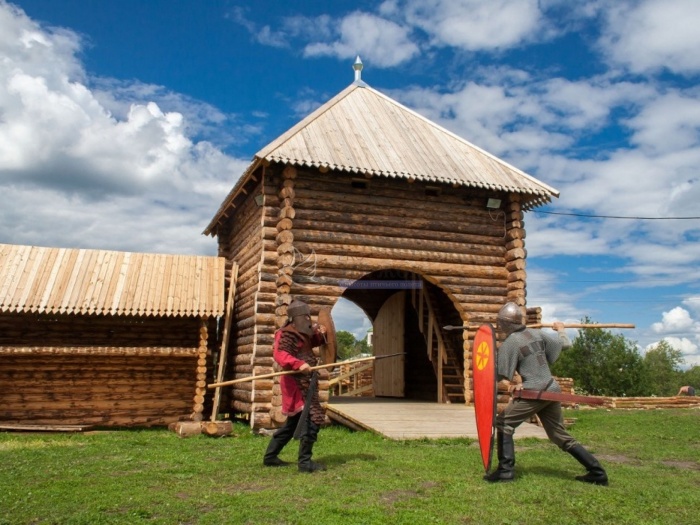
[326,397,548,440]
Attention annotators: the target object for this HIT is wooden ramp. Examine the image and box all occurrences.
[326,397,548,440]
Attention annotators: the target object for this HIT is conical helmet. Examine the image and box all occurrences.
[287,299,313,336]
[497,302,525,335]
[287,300,310,319]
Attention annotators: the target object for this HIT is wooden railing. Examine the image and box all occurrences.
[328,362,374,397]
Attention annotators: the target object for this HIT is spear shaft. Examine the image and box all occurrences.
[207,353,404,389]
[443,323,635,331]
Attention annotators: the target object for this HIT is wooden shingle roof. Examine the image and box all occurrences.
[205,81,558,234]
[0,244,226,317]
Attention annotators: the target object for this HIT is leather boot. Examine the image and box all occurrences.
[298,438,326,473]
[263,435,291,467]
[483,431,515,482]
[568,445,608,486]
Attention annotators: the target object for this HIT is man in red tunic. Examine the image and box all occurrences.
[263,299,328,472]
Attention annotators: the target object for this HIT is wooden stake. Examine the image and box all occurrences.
[210,263,238,422]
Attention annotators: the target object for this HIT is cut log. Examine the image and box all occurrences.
[170,421,202,438]
[202,420,234,437]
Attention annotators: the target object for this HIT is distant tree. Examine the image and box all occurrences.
[355,337,372,356]
[643,340,684,396]
[336,330,358,361]
[551,318,646,396]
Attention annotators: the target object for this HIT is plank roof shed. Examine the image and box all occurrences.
[205,78,558,235]
[0,243,226,318]
[0,243,228,428]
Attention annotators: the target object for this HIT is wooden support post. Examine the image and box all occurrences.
[210,263,239,422]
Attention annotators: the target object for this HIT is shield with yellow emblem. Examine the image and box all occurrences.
[472,323,497,473]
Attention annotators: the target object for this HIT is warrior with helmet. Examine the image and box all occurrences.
[263,299,328,473]
[484,302,608,485]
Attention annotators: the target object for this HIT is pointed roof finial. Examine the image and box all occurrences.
[353,56,365,85]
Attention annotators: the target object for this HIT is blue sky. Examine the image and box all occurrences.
[1,0,699,367]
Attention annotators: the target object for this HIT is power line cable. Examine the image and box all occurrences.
[534,210,700,220]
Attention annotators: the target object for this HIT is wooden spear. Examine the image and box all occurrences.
[207,353,404,389]
[443,323,635,331]
[528,323,635,329]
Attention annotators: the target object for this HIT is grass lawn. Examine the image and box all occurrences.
[1,408,698,525]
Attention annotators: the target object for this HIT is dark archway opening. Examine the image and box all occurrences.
[335,269,465,403]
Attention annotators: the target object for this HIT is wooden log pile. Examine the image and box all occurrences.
[606,396,700,409]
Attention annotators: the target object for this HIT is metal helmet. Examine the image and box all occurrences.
[497,302,525,335]
[288,299,313,336]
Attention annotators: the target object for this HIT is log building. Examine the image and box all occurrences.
[0,243,226,428]
[204,62,558,429]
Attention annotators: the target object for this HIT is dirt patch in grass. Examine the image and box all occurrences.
[380,489,420,505]
[597,454,642,465]
[597,454,699,470]
[222,483,268,494]
[661,460,700,470]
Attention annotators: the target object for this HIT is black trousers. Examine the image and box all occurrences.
[269,412,320,449]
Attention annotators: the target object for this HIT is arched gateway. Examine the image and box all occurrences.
[204,62,558,430]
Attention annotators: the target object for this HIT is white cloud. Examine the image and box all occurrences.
[386,0,543,51]
[626,90,700,154]
[682,297,700,314]
[600,0,700,75]
[303,11,419,67]
[649,307,700,365]
[0,1,246,254]
[651,307,698,333]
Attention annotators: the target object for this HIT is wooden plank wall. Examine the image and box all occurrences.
[220,162,527,428]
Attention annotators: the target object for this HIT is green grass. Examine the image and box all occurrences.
[2,408,699,524]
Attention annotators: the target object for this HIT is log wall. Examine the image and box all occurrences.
[215,176,271,427]
[0,312,217,427]
[0,354,197,426]
[0,312,202,347]
[217,162,528,428]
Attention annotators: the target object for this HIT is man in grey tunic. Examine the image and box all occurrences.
[484,302,608,485]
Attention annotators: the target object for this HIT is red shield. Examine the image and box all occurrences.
[472,323,497,473]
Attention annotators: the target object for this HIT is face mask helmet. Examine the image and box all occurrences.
[497,302,525,336]
[287,299,313,336]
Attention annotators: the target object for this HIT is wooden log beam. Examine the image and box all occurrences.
[266,252,509,279]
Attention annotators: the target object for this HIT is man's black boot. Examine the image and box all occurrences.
[483,431,515,482]
[298,438,326,473]
[263,435,291,467]
[568,445,608,486]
